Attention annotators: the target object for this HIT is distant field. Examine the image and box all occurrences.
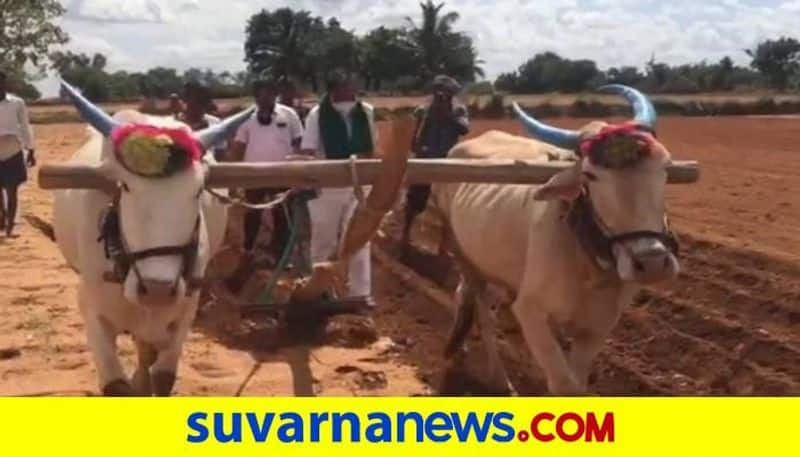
[27,92,800,124]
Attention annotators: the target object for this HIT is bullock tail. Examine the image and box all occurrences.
[23,215,56,242]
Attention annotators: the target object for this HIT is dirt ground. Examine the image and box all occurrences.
[1,116,799,396]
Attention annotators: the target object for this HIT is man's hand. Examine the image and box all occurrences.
[26,149,36,167]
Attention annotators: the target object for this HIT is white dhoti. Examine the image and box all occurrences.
[308,187,371,298]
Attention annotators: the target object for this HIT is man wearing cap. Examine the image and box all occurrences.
[301,70,378,306]
[225,77,304,285]
[402,75,469,254]
[0,70,36,237]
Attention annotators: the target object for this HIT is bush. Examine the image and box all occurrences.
[464,81,494,95]
[568,99,612,118]
[480,93,506,118]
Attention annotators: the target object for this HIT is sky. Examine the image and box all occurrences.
[36,0,800,96]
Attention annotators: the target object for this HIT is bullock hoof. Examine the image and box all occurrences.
[152,371,176,397]
[103,379,135,396]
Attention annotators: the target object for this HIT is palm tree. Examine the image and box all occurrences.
[244,8,323,88]
[405,1,484,82]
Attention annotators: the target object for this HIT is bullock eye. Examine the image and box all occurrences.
[583,171,598,182]
[119,182,130,193]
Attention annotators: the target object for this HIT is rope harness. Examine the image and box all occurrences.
[97,186,203,295]
[565,190,679,272]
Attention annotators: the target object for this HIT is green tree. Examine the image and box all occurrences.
[405,1,484,83]
[308,18,361,84]
[244,8,324,90]
[503,52,599,93]
[50,51,111,101]
[140,67,184,98]
[0,0,69,70]
[359,26,418,90]
[711,57,735,91]
[494,72,519,92]
[606,66,644,87]
[0,67,40,100]
[746,37,800,90]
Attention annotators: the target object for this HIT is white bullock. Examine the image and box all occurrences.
[433,85,681,395]
[51,81,252,396]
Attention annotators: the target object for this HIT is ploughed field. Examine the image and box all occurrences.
[1,116,798,396]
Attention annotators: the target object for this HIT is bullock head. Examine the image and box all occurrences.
[513,85,680,284]
[60,80,253,306]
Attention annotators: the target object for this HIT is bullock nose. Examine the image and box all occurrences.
[138,279,178,306]
[632,246,677,284]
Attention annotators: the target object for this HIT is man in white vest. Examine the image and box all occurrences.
[0,70,36,237]
[301,70,378,306]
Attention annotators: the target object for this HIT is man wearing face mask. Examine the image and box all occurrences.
[0,70,36,238]
[301,70,378,306]
[226,76,304,280]
[403,75,469,254]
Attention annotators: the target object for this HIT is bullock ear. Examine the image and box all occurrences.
[533,165,585,201]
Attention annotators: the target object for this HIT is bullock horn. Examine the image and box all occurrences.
[194,105,256,149]
[511,102,581,150]
[598,84,657,129]
[59,79,121,137]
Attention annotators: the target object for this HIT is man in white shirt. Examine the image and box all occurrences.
[225,77,304,286]
[301,70,378,306]
[0,70,36,237]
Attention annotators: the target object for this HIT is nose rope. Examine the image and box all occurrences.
[99,187,202,297]
[566,191,679,273]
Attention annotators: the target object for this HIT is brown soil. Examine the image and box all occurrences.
[1,117,799,396]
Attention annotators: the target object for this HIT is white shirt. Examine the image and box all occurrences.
[301,101,378,159]
[0,94,34,161]
[234,103,303,162]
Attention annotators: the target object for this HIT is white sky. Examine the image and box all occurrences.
[35,0,800,96]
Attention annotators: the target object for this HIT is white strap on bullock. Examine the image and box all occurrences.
[349,154,367,206]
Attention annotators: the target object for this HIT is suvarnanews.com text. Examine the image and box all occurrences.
[186,410,615,444]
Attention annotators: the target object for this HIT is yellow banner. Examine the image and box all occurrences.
[0,398,796,457]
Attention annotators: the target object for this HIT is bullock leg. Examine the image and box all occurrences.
[84,314,132,396]
[475,298,513,395]
[148,311,195,396]
[132,339,158,396]
[441,277,478,394]
[511,299,582,395]
[149,347,179,397]
[568,292,628,391]
[444,277,479,358]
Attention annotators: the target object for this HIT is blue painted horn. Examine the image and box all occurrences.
[511,102,581,150]
[60,79,120,137]
[598,84,657,129]
[194,105,256,149]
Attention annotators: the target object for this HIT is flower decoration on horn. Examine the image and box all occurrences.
[110,125,202,177]
[579,122,656,169]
